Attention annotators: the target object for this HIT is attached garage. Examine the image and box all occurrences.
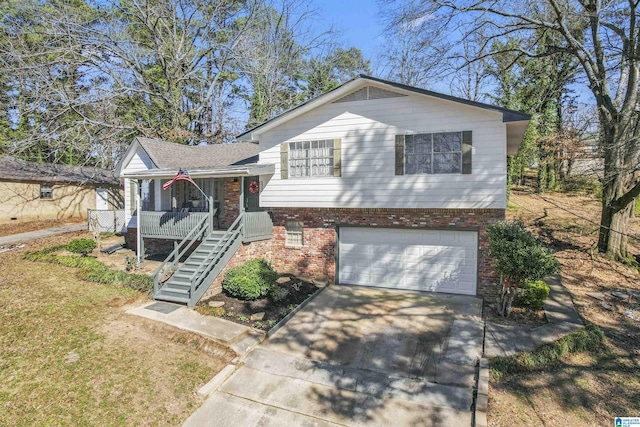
[338,227,478,295]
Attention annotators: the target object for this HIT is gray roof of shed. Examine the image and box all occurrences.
[0,156,119,185]
[136,138,259,170]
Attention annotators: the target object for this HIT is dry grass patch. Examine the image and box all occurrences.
[488,188,640,426]
[0,233,234,426]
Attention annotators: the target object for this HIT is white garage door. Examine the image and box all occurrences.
[338,228,478,295]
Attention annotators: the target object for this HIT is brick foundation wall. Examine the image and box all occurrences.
[260,207,504,299]
[131,205,505,300]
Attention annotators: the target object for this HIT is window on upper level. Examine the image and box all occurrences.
[396,131,471,176]
[405,132,462,174]
[289,140,334,178]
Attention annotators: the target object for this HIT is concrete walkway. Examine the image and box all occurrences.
[184,286,485,427]
[0,223,86,247]
[127,301,265,356]
[484,275,584,358]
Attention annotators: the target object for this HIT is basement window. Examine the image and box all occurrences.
[40,184,53,199]
[285,221,304,247]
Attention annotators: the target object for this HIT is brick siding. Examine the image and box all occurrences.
[128,203,503,299]
[262,207,504,299]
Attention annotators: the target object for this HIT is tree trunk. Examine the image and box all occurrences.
[598,191,632,260]
[596,117,639,261]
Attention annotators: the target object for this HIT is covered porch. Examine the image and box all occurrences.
[122,163,275,261]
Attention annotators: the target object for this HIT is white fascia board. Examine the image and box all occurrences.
[121,163,275,179]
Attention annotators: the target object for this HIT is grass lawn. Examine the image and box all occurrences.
[0,232,235,426]
[488,188,640,426]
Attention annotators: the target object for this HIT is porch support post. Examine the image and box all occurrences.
[135,179,143,264]
[208,195,214,234]
[154,179,162,211]
[239,176,245,214]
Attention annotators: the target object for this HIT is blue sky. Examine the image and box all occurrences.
[316,0,383,62]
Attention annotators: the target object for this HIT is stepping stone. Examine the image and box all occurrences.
[208,301,225,308]
[611,291,630,300]
[586,292,606,301]
[250,312,265,321]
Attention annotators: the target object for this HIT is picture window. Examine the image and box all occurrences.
[405,132,462,174]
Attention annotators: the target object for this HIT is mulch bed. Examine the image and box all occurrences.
[484,303,547,327]
[196,275,321,331]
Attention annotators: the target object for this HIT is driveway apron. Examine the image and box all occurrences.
[184,285,484,427]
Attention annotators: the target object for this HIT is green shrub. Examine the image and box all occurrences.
[517,280,550,310]
[222,258,278,300]
[66,238,97,256]
[487,221,560,286]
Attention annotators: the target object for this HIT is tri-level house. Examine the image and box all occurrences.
[117,75,530,306]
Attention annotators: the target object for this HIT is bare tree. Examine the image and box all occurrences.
[378,2,454,87]
[384,0,640,261]
[235,0,334,128]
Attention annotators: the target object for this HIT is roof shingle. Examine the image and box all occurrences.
[0,156,120,185]
[136,138,259,170]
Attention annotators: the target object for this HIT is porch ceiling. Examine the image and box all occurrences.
[121,163,275,180]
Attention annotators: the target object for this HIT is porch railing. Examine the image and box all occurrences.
[152,213,210,296]
[140,211,210,239]
[243,211,273,242]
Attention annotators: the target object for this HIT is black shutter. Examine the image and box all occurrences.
[280,143,289,179]
[333,139,342,177]
[462,131,472,174]
[395,135,405,175]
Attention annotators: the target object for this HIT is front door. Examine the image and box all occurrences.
[244,176,260,212]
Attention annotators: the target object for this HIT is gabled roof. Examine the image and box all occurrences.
[0,156,119,185]
[122,138,259,173]
[236,75,531,141]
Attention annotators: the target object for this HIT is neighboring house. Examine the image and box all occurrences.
[117,75,530,306]
[0,156,122,224]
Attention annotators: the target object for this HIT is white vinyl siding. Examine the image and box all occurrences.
[338,228,478,295]
[258,88,507,209]
[122,147,154,225]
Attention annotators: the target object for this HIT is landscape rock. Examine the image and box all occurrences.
[276,277,290,284]
[250,312,265,321]
[586,292,606,301]
[611,291,630,300]
[208,301,225,308]
[625,309,639,321]
[600,303,614,311]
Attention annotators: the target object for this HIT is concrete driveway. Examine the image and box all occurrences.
[184,285,484,427]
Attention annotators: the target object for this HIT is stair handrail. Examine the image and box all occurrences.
[152,213,209,295]
[188,212,244,294]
